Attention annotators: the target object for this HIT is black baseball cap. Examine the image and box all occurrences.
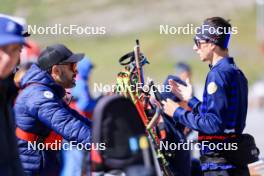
[37,44,84,70]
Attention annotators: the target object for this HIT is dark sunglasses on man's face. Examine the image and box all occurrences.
[58,63,77,73]
[193,38,208,48]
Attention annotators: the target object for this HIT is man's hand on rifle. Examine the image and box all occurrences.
[169,78,193,102]
[162,99,180,117]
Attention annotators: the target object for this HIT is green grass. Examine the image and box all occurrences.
[0,0,17,14]
[2,1,263,86]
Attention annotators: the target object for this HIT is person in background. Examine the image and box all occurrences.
[174,62,202,176]
[61,58,97,176]
[70,57,96,118]
[14,62,33,88]
[175,62,192,82]
[20,40,41,64]
[174,62,193,135]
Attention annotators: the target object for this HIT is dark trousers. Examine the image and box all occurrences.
[201,153,250,176]
[203,166,250,176]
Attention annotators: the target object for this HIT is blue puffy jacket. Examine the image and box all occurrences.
[14,64,92,175]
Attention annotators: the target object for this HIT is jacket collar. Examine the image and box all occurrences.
[209,57,234,70]
[21,64,65,98]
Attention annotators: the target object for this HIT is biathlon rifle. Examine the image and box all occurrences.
[116,40,174,176]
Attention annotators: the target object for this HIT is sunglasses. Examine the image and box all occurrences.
[193,38,208,48]
[57,63,77,73]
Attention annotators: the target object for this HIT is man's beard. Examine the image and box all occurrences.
[71,78,76,87]
[60,72,75,88]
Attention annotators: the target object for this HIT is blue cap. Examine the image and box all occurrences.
[0,17,28,47]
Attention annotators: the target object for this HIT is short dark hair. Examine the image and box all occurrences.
[204,17,232,50]
[204,17,231,29]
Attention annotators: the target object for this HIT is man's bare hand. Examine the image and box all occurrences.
[169,78,193,102]
[162,98,180,117]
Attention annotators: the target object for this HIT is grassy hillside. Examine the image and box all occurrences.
[1,0,263,85]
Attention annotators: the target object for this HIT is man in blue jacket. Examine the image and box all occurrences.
[14,44,92,176]
[162,17,249,176]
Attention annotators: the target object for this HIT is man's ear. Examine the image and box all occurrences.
[210,43,217,51]
[51,65,61,77]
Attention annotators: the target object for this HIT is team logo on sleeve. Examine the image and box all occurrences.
[43,91,54,99]
[207,82,218,94]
